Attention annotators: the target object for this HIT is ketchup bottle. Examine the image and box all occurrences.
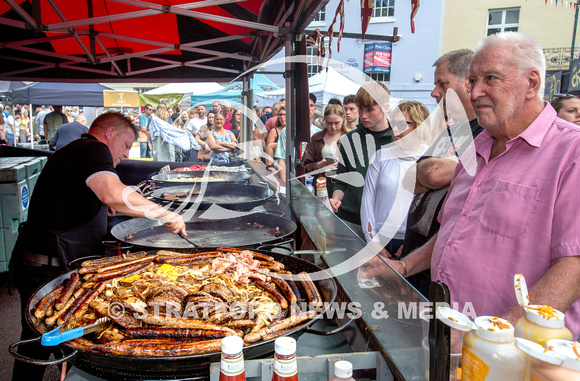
[219,336,246,381]
[272,337,298,381]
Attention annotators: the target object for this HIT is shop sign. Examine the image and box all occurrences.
[544,72,562,102]
[568,58,580,92]
[363,42,392,74]
[103,91,140,107]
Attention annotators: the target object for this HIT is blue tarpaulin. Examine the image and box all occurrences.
[12,82,112,106]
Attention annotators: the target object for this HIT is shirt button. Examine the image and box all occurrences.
[462,211,467,216]
[475,182,481,187]
[447,241,453,247]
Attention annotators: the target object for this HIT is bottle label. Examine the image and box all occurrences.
[461,346,489,381]
[221,356,245,377]
[273,358,298,377]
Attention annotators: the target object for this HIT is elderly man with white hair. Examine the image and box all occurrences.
[388,32,580,340]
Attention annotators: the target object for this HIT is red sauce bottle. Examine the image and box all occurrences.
[219,336,246,381]
[272,337,298,381]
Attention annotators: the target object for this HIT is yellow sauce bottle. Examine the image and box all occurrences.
[513,274,573,380]
[516,338,580,381]
[461,316,525,381]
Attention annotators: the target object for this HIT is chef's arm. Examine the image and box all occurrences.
[415,157,458,194]
[87,172,186,236]
[502,256,580,326]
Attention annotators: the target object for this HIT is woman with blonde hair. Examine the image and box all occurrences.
[361,100,430,257]
[303,99,348,195]
[151,108,175,161]
[19,108,31,143]
[64,107,74,123]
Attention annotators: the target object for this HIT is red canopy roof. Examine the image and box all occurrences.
[0,0,326,82]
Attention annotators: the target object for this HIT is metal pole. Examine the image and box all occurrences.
[284,30,295,201]
[29,103,34,149]
[570,0,580,71]
[241,76,250,142]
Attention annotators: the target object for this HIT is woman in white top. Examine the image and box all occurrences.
[360,101,430,257]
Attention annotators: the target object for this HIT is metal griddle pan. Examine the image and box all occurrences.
[110,212,296,249]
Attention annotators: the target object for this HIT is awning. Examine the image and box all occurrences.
[0,0,327,83]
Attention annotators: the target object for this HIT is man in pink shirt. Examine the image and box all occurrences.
[393,32,580,339]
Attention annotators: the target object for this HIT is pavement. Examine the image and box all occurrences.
[0,272,61,381]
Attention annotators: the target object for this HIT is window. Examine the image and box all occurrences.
[307,46,322,77]
[314,7,325,22]
[487,8,519,35]
[310,7,326,27]
[366,72,390,83]
[373,0,395,19]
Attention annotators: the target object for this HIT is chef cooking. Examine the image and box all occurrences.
[9,111,187,381]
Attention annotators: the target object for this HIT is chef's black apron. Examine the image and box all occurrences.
[9,204,108,381]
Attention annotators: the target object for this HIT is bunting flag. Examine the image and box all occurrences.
[324,0,345,69]
[361,0,374,40]
[411,0,421,33]
[306,34,318,47]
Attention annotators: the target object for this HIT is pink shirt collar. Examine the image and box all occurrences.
[475,102,555,162]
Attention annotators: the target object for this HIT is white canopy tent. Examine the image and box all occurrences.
[254,67,362,108]
[144,82,224,109]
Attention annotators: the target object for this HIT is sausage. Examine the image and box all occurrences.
[34,286,64,319]
[249,252,274,262]
[80,251,148,268]
[67,337,101,351]
[55,272,80,310]
[217,247,274,262]
[299,272,323,308]
[102,339,222,357]
[126,327,231,340]
[262,328,293,341]
[71,283,106,321]
[79,265,99,274]
[265,310,318,334]
[57,288,93,326]
[141,315,236,335]
[89,299,141,329]
[250,312,268,334]
[254,279,288,309]
[158,257,215,266]
[242,331,263,343]
[256,260,284,271]
[45,288,84,326]
[102,262,154,285]
[223,319,255,330]
[96,254,156,273]
[270,275,298,303]
[90,261,153,282]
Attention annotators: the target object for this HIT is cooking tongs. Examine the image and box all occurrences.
[10,317,110,365]
[41,317,110,346]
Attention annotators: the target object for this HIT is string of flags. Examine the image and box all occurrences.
[530,0,580,9]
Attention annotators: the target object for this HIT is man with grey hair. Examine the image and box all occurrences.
[49,114,89,150]
[388,32,580,339]
[395,49,484,296]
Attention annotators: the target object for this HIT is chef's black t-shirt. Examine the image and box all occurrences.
[26,134,116,234]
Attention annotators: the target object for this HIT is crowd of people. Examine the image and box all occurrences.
[2,32,579,357]
[255,32,580,341]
